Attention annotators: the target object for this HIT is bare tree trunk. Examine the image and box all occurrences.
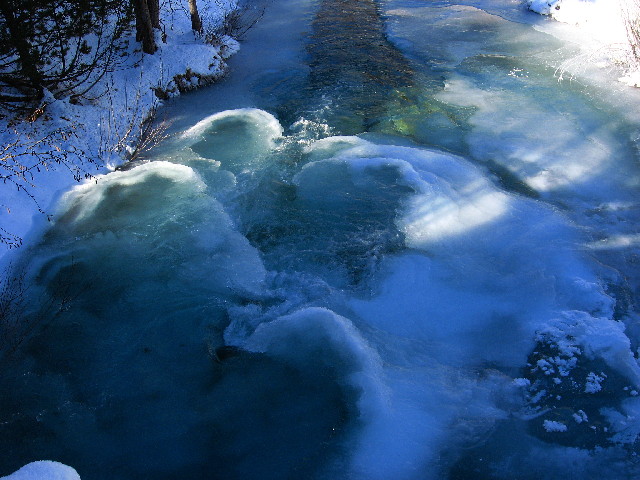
[0,1,43,99]
[148,0,160,29]
[133,0,157,54]
[188,0,203,33]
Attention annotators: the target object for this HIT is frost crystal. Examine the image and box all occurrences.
[512,378,531,387]
[585,372,606,393]
[543,420,568,432]
[572,410,588,423]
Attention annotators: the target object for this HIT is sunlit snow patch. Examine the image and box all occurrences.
[527,0,628,46]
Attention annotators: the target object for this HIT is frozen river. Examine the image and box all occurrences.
[2,0,640,478]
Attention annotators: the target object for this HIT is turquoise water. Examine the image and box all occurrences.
[2,0,640,478]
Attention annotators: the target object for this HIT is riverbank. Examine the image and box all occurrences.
[2,0,638,270]
[527,0,640,86]
[0,0,240,270]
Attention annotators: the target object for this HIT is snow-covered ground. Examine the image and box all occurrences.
[0,0,239,270]
[527,0,640,86]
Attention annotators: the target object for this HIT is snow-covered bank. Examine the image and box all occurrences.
[527,0,640,86]
[0,0,240,269]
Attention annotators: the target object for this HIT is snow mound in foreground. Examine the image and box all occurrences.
[1,462,80,480]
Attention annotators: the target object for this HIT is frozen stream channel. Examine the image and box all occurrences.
[2,0,640,478]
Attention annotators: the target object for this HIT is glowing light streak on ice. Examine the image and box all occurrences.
[401,187,509,247]
[437,77,614,192]
[585,233,640,250]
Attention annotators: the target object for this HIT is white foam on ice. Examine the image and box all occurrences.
[302,135,371,162]
[538,310,640,385]
[543,420,568,432]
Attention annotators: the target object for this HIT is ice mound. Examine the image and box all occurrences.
[242,306,507,479]
[1,462,80,480]
[183,108,283,141]
[54,161,205,230]
[296,136,640,457]
[298,137,630,378]
[299,137,509,243]
[245,307,383,390]
[278,136,636,474]
[339,149,616,369]
[48,160,266,297]
[244,307,397,478]
[182,108,283,173]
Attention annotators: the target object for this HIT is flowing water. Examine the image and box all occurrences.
[2,0,640,478]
